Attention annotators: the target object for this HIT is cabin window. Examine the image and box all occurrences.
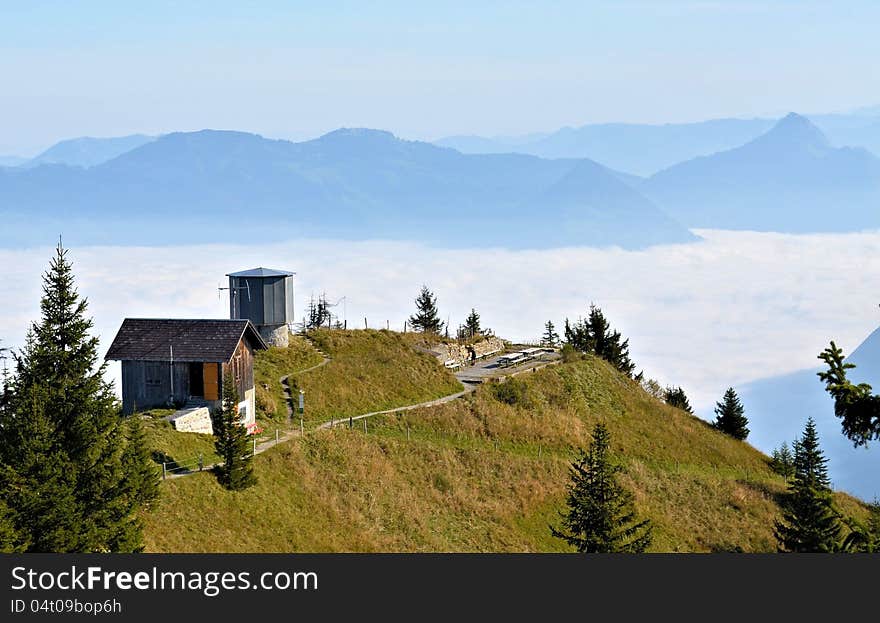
[145,362,164,387]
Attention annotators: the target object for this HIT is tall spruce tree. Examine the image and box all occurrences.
[775,418,842,553]
[213,375,256,491]
[664,386,694,414]
[542,321,560,347]
[713,387,749,440]
[552,422,653,553]
[409,285,444,334]
[463,309,481,338]
[0,244,157,552]
[564,305,636,377]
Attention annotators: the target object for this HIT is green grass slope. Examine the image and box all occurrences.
[142,335,867,552]
[286,329,463,424]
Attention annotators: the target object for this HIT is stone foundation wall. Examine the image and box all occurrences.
[431,336,506,368]
[259,324,290,348]
[168,407,214,435]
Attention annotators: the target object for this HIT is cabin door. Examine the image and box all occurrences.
[188,362,204,397]
[203,363,220,401]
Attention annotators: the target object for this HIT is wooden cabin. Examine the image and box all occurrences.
[105,318,268,423]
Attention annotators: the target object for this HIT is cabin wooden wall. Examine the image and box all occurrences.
[121,360,190,415]
[221,338,255,400]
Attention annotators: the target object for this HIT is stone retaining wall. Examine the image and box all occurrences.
[430,336,506,368]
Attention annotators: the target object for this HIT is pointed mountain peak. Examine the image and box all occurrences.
[754,112,830,151]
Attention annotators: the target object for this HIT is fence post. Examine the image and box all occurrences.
[253,437,256,457]
[406,423,410,441]
[162,462,167,480]
[363,419,367,434]
[364,317,367,329]
[300,417,304,436]
[349,416,353,428]
[198,453,203,471]
[275,429,279,445]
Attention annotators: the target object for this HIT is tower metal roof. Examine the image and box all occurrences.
[226,267,295,278]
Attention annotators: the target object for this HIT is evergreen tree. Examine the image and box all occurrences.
[664,386,693,414]
[564,305,636,377]
[842,502,880,553]
[0,244,157,551]
[552,422,653,553]
[0,381,80,551]
[409,285,444,334]
[817,341,880,446]
[541,321,560,347]
[775,418,842,553]
[713,387,749,440]
[0,498,25,553]
[770,442,795,481]
[106,415,161,552]
[463,308,481,338]
[305,293,332,330]
[213,375,256,491]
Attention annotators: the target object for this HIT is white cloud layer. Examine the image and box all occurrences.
[1,229,878,411]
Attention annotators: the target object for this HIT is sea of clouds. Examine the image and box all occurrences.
[1,229,878,415]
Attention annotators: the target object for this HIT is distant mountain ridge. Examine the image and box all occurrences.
[436,108,880,176]
[641,113,880,231]
[12,134,157,169]
[0,128,695,249]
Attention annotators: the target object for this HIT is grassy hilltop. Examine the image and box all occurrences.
[141,330,866,553]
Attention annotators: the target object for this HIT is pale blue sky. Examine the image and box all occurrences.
[2,1,879,154]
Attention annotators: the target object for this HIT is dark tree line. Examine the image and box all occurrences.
[0,244,158,552]
[564,305,638,378]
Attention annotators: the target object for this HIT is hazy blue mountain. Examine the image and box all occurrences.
[437,118,777,176]
[0,128,695,249]
[642,113,880,231]
[738,327,880,501]
[515,159,693,248]
[436,109,880,176]
[811,113,880,155]
[0,155,27,167]
[25,134,156,168]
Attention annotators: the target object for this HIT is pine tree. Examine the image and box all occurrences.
[664,386,693,414]
[552,423,653,553]
[463,309,481,338]
[213,375,256,491]
[842,502,880,553]
[541,321,560,347]
[817,341,880,446]
[106,415,161,552]
[0,498,25,553]
[1,244,157,551]
[713,387,749,440]
[564,305,636,377]
[770,442,795,481]
[775,418,842,553]
[409,285,444,334]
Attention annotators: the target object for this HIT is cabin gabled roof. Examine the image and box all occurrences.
[105,318,269,363]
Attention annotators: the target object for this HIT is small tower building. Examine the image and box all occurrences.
[226,267,295,347]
